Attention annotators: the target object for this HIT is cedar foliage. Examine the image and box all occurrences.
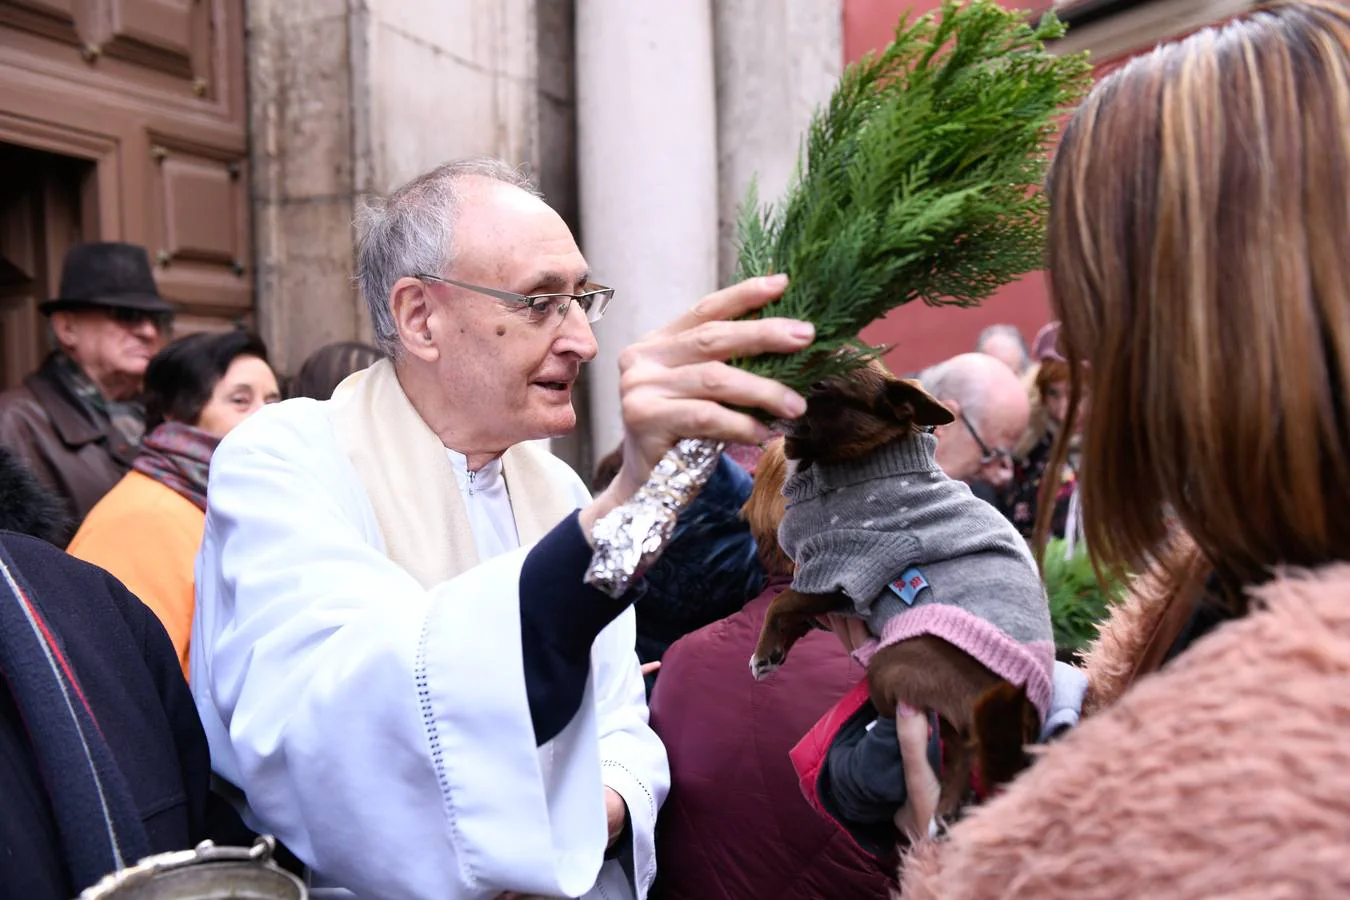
[732,0,1091,391]
[1042,539,1124,658]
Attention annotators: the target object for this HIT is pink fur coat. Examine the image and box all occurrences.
[899,545,1350,898]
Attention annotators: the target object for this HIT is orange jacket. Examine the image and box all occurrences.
[67,471,204,678]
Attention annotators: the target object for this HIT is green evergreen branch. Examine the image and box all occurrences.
[1042,539,1125,658]
[731,0,1091,396]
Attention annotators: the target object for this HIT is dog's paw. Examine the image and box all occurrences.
[749,650,784,680]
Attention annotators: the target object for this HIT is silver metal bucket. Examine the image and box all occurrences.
[79,836,306,900]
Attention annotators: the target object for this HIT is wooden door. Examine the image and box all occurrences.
[0,0,252,385]
[0,144,91,389]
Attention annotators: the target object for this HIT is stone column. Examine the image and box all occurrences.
[576,1,721,459]
[713,1,844,284]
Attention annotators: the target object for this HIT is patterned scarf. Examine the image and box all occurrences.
[49,351,147,446]
[132,423,220,511]
[0,540,150,889]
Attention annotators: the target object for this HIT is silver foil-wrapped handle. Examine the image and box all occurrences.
[584,437,724,598]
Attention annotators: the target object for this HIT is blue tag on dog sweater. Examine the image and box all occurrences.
[888,567,931,606]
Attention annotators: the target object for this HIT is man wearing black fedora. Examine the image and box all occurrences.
[0,242,172,538]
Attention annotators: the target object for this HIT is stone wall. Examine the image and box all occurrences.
[532,0,590,471]
[247,0,551,377]
[247,0,367,376]
[247,0,842,474]
[361,0,540,188]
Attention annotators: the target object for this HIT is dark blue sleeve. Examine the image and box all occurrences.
[519,511,636,745]
[720,452,754,500]
[823,717,911,824]
[823,712,946,826]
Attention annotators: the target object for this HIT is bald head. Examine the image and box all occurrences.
[977,325,1029,374]
[918,353,1030,488]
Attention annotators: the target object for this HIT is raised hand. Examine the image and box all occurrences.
[582,275,812,532]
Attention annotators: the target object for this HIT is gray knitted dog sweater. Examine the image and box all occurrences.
[779,432,1054,718]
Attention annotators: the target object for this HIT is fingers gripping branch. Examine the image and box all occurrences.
[581,275,814,598]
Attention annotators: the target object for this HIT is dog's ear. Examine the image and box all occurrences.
[970,681,1036,792]
[885,380,956,427]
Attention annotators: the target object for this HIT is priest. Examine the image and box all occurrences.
[190,158,812,899]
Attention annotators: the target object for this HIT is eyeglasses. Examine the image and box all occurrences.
[414,273,614,326]
[960,410,1012,467]
[105,306,173,334]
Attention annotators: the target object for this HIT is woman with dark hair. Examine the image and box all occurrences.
[287,341,384,400]
[901,2,1350,896]
[68,331,280,677]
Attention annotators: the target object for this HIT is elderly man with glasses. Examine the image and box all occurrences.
[0,242,172,538]
[917,352,1030,503]
[189,158,815,900]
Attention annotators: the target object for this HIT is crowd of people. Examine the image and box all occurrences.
[3,1,1350,897]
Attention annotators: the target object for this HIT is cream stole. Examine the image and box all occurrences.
[328,359,577,586]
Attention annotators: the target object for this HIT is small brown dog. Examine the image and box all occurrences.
[750,360,1049,833]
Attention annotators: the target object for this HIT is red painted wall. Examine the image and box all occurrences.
[845,0,1053,373]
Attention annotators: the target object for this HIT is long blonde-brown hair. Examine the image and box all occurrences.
[742,437,794,577]
[1038,0,1350,605]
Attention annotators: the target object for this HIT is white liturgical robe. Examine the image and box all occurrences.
[190,377,669,899]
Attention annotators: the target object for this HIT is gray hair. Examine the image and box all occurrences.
[918,356,989,428]
[975,323,1029,370]
[354,157,540,355]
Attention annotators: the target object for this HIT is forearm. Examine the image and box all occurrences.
[519,511,637,744]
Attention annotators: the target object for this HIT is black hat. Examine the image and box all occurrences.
[39,242,175,316]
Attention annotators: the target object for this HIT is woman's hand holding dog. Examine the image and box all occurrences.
[821,613,943,842]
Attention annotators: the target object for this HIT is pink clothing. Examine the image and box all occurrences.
[901,562,1350,898]
[851,605,1055,722]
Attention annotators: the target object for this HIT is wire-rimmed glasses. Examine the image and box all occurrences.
[414,273,613,326]
[960,410,1012,467]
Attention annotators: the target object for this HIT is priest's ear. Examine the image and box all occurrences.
[885,379,955,428]
[390,277,440,362]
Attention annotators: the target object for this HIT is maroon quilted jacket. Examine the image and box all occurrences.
[649,577,895,900]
